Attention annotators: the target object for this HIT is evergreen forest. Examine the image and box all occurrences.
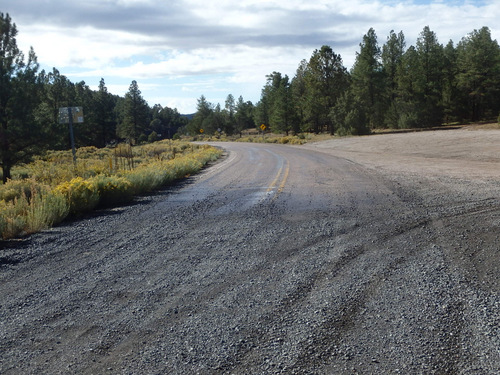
[2,11,500,183]
[191,26,500,137]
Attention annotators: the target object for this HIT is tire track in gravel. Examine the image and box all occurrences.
[1,140,499,374]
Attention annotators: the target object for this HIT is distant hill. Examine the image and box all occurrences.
[181,113,195,120]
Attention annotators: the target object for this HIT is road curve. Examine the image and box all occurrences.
[1,142,499,374]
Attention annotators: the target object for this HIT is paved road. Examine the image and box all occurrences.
[1,142,499,374]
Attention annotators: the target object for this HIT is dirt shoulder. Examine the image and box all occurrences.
[303,126,500,181]
[304,126,500,295]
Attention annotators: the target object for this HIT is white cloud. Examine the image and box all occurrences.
[6,0,500,113]
[17,24,161,69]
[150,96,199,114]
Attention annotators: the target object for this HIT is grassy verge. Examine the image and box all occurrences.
[0,141,222,239]
[186,131,336,144]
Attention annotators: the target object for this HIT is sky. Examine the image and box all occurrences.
[2,0,499,114]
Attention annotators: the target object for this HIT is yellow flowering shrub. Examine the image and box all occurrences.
[54,177,99,215]
[91,175,133,206]
[1,141,222,239]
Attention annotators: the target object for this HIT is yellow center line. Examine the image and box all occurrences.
[267,163,285,193]
[277,160,289,194]
[267,158,290,201]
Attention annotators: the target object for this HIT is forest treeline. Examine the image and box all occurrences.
[189,25,500,136]
[2,10,500,182]
[0,13,188,182]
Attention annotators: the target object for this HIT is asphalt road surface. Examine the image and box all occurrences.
[1,140,499,374]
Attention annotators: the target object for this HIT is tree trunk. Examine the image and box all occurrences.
[2,164,11,184]
[1,123,11,183]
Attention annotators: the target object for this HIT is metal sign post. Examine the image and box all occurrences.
[260,123,266,140]
[68,107,77,165]
[59,107,84,166]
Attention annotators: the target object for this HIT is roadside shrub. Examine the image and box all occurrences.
[145,144,170,160]
[138,134,148,144]
[25,158,75,186]
[277,136,305,145]
[75,159,109,178]
[0,179,37,203]
[0,210,6,238]
[25,189,69,234]
[114,143,135,170]
[0,184,68,239]
[119,166,165,195]
[54,177,99,215]
[91,175,134,206]
[2,142,222,239]
[235,136,255,143]
[148,131,159,143]
[0,200,26,239]
[398,111,419,129]
[169,156,203,177]
[118,146,221,195]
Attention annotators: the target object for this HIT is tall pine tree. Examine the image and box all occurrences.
[304,46,349,134]
[0,13,43,182]
[382,30,406,128]
[350,28,385,129]
[94,78,117,147]
[118,80,150,143]
[415,26,445,127]
[456,27,500,121]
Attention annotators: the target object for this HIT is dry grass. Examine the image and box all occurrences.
[463,122,500,130]
[1,141,222,239]
[188,131,338,145]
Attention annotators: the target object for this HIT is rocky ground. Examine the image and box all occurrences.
[1,126,499,374]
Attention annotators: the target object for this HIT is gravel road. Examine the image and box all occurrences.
[1,128,499,374]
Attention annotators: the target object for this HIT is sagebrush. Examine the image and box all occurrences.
[0,141,221,239]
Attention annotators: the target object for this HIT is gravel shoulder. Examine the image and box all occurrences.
[303,127,500,291]
[301,127,500,373]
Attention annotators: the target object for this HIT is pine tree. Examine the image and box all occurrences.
[150,105,186,139]
[291,59,309,132]
[415,26,445,127]
[442,40,461,123]
[36,68,75,150]
[350,28,385,129]
[395,27,444,128]
[269,74,296,135]
[94,78,117,147]
[304,46,349,134]
[73,80,98,147]
[396,46,421,128]
[224,94,236,135]
[189,95,213,135]
[118,80,150,143]
[0,13,42,182]
[234,96,254,137]
[456,27,500,121]
[382,30,406,128]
